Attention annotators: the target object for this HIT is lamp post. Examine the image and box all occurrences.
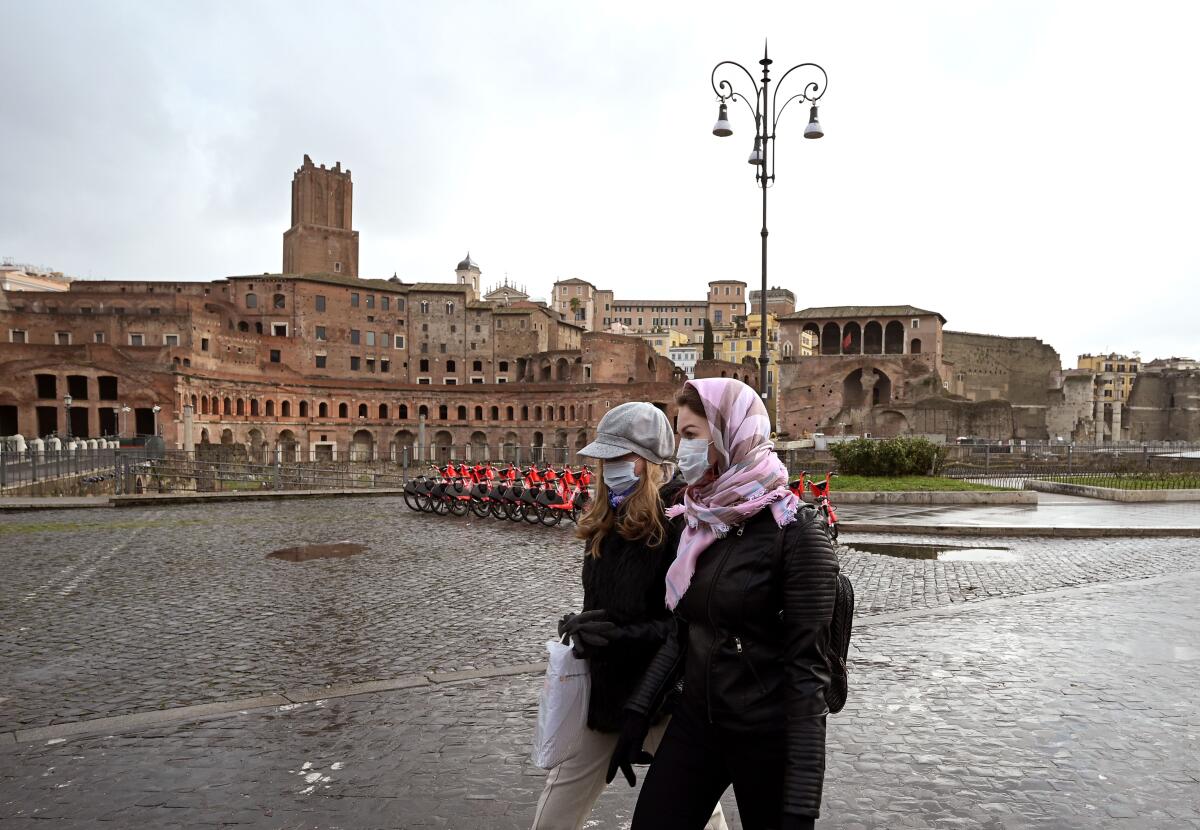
[152,404,161,437]
[710,42,827,398]
[63,394,73,441]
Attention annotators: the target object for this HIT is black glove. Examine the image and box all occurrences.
[562,610,616,658]
[780,814,815,830]
[605,712,650,787]
[556,613,576,639]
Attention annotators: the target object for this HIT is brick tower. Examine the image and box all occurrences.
[282,155,360,276]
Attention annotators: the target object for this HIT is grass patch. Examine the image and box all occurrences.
[819,475,1011,492]
[1036,474,1200,490]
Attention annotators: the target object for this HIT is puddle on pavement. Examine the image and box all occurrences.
[268,542,368,562]
[845,542,1022,563]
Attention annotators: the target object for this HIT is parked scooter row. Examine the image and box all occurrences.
[788,470,841,540]
[403,461,593,526]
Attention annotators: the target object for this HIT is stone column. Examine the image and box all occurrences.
[182,404,194,453]
[418,415,427,462]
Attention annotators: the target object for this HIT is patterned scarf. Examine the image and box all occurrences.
[664,378,799,610]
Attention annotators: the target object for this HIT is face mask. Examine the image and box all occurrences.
[677,438,713,485]
[602,460,640,494]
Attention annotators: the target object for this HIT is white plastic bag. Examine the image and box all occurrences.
[531,636,591,769]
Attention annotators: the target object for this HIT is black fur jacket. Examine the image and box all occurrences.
[578,477,684,732]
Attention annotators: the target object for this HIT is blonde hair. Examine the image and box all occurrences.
[576,458,669,557]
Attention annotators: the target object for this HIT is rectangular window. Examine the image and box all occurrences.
[55,331,71,345]
[94,332,106,344]
[382,297,390,310]
[439,343,446,353]
[419,359,429,372]
[315,354,327,368]
[80,306,92,314]
[381,359,390,373]
[420,342,428,353]
[911,319,920,329]
[269,349,281,363]
[470,377,484,384]
[9,329,27,343]
[350,356,361,371]
[201,337,209,351]
[164,334,180,346]
[366,295,375,309]
[444,378,457,385]
[394,334,405,349]
[418,377,431,385]
[350,293,360,307]
[129,333,145,346]
[315,295,326,312]
[350,329,360,345]
[315,326,327,340]
[366,358,375,373]
[366,331,376,347]
[272,323,288,337]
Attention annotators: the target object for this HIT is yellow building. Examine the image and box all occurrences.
[637,328,690,358]
[712,312,782,425]
[1077,352,1141,403]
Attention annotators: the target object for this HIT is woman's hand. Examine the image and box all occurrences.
[561,610,616,658]
[605,711,650,787]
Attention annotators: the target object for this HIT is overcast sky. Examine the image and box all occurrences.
[3,1,1198,366]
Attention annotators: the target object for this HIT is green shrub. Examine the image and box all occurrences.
[828,437,946,476]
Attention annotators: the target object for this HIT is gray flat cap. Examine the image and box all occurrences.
[578,402,674,464]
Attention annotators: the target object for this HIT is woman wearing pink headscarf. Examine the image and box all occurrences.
[607,378,839,830]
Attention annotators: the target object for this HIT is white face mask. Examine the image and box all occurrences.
[676,438,713,485]
[602,460,640,494]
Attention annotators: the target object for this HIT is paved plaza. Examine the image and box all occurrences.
[1,497,1199,828]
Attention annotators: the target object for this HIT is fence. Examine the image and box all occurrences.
[0,443,586,497]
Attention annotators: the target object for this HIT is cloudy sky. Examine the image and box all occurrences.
[2,1,1197,366]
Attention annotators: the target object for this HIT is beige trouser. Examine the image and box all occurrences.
[531,717,729,830]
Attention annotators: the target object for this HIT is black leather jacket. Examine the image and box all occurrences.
[625,503,839,819]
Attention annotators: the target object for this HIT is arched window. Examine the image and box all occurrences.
[446,301,455,314]
[418,405,429,418]
[338,402,349,418]
[379,403,389,419]
[457,405,467,420]
[446,360,457,372]
[535,406,543,421]
[521,405,529,421]
[280,400,290,417]
[399,404,409,419]
[474,406,484,420]
[298,401,308,417]
[420,300,430,313]
[318,402,328,418]
[499,360,509,372]
[569,405,576,420]
[245,293,257,308]
[559,406,566,421]
[238,321,249,332]
[272,294,286,309]
[255,322,263,335]
[201,397,209,415]
[358,403,368,418]
[250,399,260,416]
[236,398,245,415]
[506,406,514,421]
[910,338,923,354]
[439,404,448,420]
[490,406,499,420]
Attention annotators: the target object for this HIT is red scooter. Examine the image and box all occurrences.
[789,470,840,541]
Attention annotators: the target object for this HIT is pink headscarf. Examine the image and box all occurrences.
[664,377,799,610]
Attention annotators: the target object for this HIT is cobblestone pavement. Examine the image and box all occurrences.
[1,567,1196,828]
[2,498,1200,731]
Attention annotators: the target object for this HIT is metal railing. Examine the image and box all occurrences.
[0,446,121,496]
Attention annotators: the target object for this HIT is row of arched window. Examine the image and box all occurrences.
[186,394,586,424]
[794,320,925,356]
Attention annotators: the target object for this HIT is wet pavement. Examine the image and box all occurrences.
[1,562,1196,828]
[1,495,1199,827]
[838,490,1200,529]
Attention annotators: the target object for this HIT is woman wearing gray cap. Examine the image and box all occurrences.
[531,401,726,830]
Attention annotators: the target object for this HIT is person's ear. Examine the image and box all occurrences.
[633,456,647,477]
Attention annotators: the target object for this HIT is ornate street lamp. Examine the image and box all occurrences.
[710,42,827,398]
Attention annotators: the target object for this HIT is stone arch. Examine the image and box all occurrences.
[910,338,923,354]
[351,429,374,461]
[532,430,545,461]
[803,323,821,355]
[558,406,566,421]
[516,357,529,381]
[338,402,349,419]
[556,358,570,381]
[281,400,290,417]
[574,429,588,453]
[250,399,260,416]
[318,401,329,418]
[489,405,499,421]
[223,397,232,415]
[236,398,245,416]
[874,410,909,438]
[470,430,488,459]
[864,321,883,354]
[884,321,904,354]
[399,404,408,419]
[438,404,448,420]
[278,428,299,461]
[238,321,249,332]
[534,406,543,421]
[843,322,862,355]
[201,397,210,415]
[247,428,265,462]
[432,430,454,464]
[501,431,520,462]
[200,428,210,443]
[843,369,866,408]
[358,403,368,418]
[474,405,484,421]
[521,405,529,421]
[296,400,305,417]
[419,404,429,419]
[392,429,416,461]
[821,322,842,355]
[220,428,234,445]
[506,405,515,421]
[540,360,552,381]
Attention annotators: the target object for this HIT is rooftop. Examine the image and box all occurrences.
[783,305,947,324]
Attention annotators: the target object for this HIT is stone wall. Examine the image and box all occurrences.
[943,331,1061,405]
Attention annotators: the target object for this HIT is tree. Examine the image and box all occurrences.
[702,318,715,361]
